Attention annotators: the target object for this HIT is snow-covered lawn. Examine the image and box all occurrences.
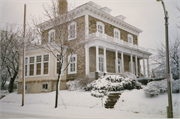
[0,89,180,118]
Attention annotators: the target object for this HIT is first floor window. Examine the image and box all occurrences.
[25,57,28,76]
[36,55,41,75]
[42,84,48,89]
[118,58,121,73]
[68,54,77,74]
[29,57,34,76]
[43,55,49,74]
[99,55,104,72]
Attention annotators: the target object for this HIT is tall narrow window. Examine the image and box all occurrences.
[68,22,77,40]
[129,61,135,74]
[118,58,121,73]
[68,54,77,74]
[128,34,133,44]
[29,57,34,76]
[57,54,63,74]
[99,55,104,72]
[36,55,41,75]
[48,29,55,43]
[96,22,104,34]
[43,55,49,74]
[114,28,120,42]
[25,57,28,76]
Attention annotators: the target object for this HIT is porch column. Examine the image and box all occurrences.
[130,54,133,73]
[115,50,118,74]
[85,45,89,75]
[143,57,146,77]
[135,55,138,77]
[103,47,107,73]
[121,52,124,72]
[96,45,99,72]
[147,58,150,78]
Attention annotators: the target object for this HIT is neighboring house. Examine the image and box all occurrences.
[17,0,152,94]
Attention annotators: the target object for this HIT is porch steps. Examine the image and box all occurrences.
[104,93,121,109]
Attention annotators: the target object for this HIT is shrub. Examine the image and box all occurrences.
[90,72,142,98]
[172,79,180,93]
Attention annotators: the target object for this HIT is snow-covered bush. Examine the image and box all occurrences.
[91,72,141,98]
[66,76,94,91]
[143,79,180,97]
[172,79,180,93]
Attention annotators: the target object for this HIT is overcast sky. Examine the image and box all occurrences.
[1,0,179,52]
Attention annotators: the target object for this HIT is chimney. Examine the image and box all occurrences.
[58,0,67,15]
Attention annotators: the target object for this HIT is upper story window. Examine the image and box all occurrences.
[128,34,133,44]
[68,22,77,40]
[48,29,55,43]
[99,55,104,72]
[97,22,105,34]
[114,28,120,41]
[68,54,77,74]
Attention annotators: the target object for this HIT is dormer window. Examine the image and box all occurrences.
[68,22,77,40]
[97,22,104,34]
[114,28,120,42]
[48,29,55,43]
[128,34,133,44]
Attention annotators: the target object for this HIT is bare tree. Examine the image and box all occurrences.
[31,0,88,108]
[0,23,37,92]
[151,36,180,79]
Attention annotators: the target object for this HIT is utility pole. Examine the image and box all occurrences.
[156,0,173,118]
[22,4,26,107]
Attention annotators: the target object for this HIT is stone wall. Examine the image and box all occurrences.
[89,15,138,45]
[17,79,67,94]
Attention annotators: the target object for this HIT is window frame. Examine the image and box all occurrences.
[29,56,35,76]
[128,34,133,44]
[36,55,42,75]
[99,54,104,72]
[68,54,77,74]
[48,29,55,43]
[43,54,49,75]
[114,28,120,42]
[41,83,48,90]
[68,22,77,40]
[96,21,105,35]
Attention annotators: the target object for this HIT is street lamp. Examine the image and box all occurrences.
[156,0,173,118]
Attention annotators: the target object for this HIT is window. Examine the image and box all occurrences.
[48,29,55,43]
[118,58,121,73]
[97,22,104,34]
[25,57,28,76]
[56,54,64,75]
[42,84,48,89]
[68,54,77,74]
[43,55,49,74]
[36,55,41,75]
[99,55,104,72]
[29,57,34,76]
[128,34,133,44]
[114,29,120,42]
[68,22,77,40]
[129,61,135,74]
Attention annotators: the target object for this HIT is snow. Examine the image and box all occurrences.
[0,89,180,118]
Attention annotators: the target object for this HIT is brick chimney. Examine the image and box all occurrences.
[58,0,67,15]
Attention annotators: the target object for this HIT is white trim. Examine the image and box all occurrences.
[114,28,120,43]
[121,52,124,72]
[135,55,138,77]
[103,47,107,73]
[118,58,121,73]
[129,60,135,74]
[48,29,55,43]
[68,22,77,40]
[96,45,99,72]
[115,50,118,74]
[143,57,146,77]
[68,54,77,74]
[85,45,89,75]
[85,14,89,37]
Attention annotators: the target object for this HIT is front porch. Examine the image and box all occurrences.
[85,33,152,78]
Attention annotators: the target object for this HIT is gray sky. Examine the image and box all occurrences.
[1,0,179,51]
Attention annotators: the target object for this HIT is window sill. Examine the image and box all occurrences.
[68,72,77,74]
[68,37,77,41]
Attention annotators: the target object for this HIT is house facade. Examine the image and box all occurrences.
[17,0,151,94]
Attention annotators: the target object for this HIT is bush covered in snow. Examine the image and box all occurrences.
[66,76,94,91]
[90,72,141,98]
[143,79,180,97]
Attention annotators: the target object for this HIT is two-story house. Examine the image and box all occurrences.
[17,0,151,94]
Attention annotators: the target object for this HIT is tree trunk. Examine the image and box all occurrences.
[55,66,62,108]
[8,71,18,93]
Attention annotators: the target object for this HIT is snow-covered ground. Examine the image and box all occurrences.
[0,89,180,118]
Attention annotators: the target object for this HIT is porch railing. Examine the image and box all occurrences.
[88,32,148,52]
